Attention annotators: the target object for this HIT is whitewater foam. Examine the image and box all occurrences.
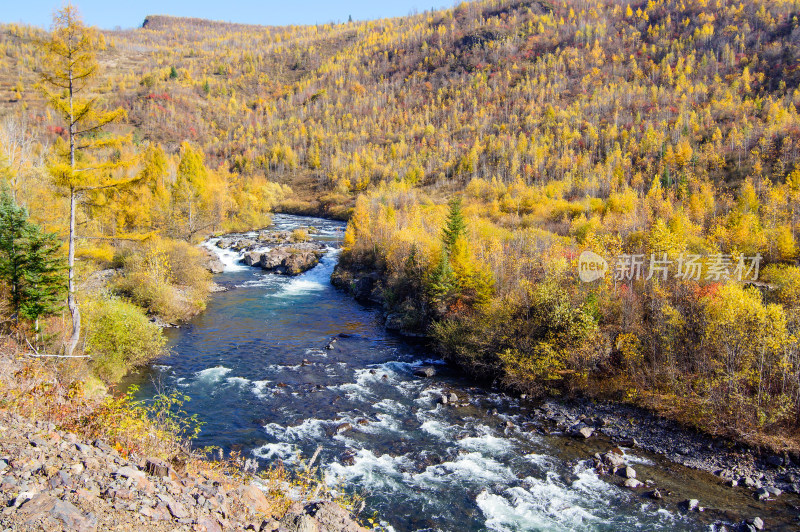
[274,248,339,298]
[202,239,246,272]
[253,442,300,462]
[195,366,232,383]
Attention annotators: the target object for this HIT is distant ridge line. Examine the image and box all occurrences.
[141,14,268,30]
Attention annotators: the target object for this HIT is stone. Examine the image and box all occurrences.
[624,478,643,488]
[750,517,764,530]
[242,251,263,267]
[623,466,636,479]
[575,426,595,439]
[448,392,459,403]
[93,439,113,453]
[765,486,782,496]
[260,518,281,531]
[237,484,271,515]
[680,499,700,512]
[754,487,771,500]
[280,511,320,532]
[114,466,151,491]
[167,499,189,519]
[305,501,367,532]
[144,458,173,478]
[766,455,784,467]
[439,394,448,405]
[603,452,625,469]
[19,493,97,532]
[413,366,436,378]
[741,476,762,489]
[647,489,662,500]
[334,423,353,435]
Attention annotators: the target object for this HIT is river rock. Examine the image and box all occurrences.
[258,245,324,275]
[647,489,662,500]
[232,238,257,251]
[243,251,263,266]
[413,366,436,378]
[334,423,353,435]
[284,252,320,275]
[741,476,762,489]
[603,451,625,469]
[680,499,700,512]
[623,466,636,479]
[202,250,226,274]
[754,486,780,500]
[624,478,642,488]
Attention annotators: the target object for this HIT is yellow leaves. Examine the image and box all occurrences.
[605,187,637,214]
[343,194,370,251]
[616,332,643,368]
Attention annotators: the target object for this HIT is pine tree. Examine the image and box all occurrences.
[428,249,455,305]
[20,225,66,333]
[0,190,30,321]
[441,197,466,253]
[0,190,65,333]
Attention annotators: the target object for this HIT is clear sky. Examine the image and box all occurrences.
[2,1,452,30]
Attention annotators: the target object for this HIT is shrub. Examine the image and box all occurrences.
[115,236,210,322]
[85,296,167,383]
[291,228,310,242]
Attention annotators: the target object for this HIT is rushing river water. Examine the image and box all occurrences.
[128,214,787,531]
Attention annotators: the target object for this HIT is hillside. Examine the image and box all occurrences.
[5,0,800,204]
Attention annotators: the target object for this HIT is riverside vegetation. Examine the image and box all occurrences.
[1,0,800,525]
[0,6,364,531]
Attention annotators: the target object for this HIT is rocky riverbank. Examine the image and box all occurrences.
[331,264,800,529]
[527,399,800,499]
[0,411,367,532]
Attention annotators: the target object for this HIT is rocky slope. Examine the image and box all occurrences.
[0,412,366,532]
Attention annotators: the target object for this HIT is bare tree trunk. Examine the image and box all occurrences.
[65,67,81,356]
[65,187,80,356]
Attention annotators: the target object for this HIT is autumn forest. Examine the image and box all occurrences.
[2,0,800,456]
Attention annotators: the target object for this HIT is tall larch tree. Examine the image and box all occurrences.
[37,5,127,355]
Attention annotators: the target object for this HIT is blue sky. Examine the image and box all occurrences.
[2,1,452,29]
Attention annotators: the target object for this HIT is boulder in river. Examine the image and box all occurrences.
[413,366,436,378]
[680,499,700,512]
[624,478,642,489]
[242,251,263,266]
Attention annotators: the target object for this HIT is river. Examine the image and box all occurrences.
[128,214,779,531]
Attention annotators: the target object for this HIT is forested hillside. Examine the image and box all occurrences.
[2,0,800,449]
